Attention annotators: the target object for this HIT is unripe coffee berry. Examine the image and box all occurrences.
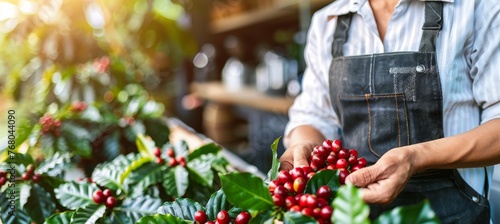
[293,177,306,194]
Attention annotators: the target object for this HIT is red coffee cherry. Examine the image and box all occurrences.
[285,195,297,208]
[316,186,332,200]
[0,176,7,186]
[166,149,175,158]
[194,210,208,224]
[290,167,305,180]
[26,164,35,174]
[348,155,358,166]
[169,159,178,167]
[311,155,325,167]
[306,194,318,208]
[331,140,342,152]
[155,157,164,164]
[301,207,314,217]
[106,196,116,208]
[338,149,349,159]
[338,169,350,185]
[92,190,106,204]
[273,186,288,198]
[216,210,230,224]
[103,189,113,197]
[268,179,279,193]
[278,170,292,184]
[336,159,348,169]
[235,211,252,224]
[349,149,358,158]
[320,206,333,220]
[283,181,295,194]
[153,147,162,157]
[289,205,301,212]
[273,194,286,207]
[326,154,337,165]
[21,173,31,181]
[351,165,364,172]
[322,139,333,149]
[32,174,41,182]
[357,158,367,167]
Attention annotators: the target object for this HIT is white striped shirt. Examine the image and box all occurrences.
[285,0,500,196]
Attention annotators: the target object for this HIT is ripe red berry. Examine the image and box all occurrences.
[336,159,348,169]
[313,207,322,218]
[103,189,113,197]
[177,157,186,167]
[106,196,116,208]
[317,146,330,158]
[322,139,333,149]
[155,157,164,164]
[349,149,358,158]
[301,207,314,217]
[194,210,208,224]
[285,195,297,208]
[205,222,215,224]
[216,210,230,224]
[357,158,367,167]
[0,176,7,186]
[331,140,342,152]
[32,174,41,182]
[283,181,295,194]
[326,153,337,165]
[153,147,162,157]
[273,186,288,198]
[326,164,336,170]
[338,169,350,185]
[320,206,333,220]
[93,190,106,204]
[22,173,31,181]
[277,170,292,184]
[294,193,303,203]
[299,194,309,207]
[351,165,364,172]
[169,159,178,167]
[0,171,7,177]
[311,155,325,167]
[235,211,251,224]
[306,172,315,180]
[290,167,305,180]
[301,166,313,174]
[309,163,320,172]
[338,149,349,159]
[273,194,286,207]
[306,195,318,208]
[166,149,175,158]
[316,186,332,200]
[348,155,358,166]
[293,177,306,194]
[289,205,301,212]
[268,179,279,193]
[317,198,328,208]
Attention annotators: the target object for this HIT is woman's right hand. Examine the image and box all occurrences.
[278,141,317,171]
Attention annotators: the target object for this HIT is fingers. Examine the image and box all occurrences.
[293,148,310,167]
[345,165,378,187]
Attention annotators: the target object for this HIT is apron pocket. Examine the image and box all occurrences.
[339,93,409,158]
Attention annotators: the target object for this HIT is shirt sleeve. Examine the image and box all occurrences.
[284,13,341,146]
[470,1,500,124]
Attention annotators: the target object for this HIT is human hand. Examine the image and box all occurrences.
[345,147,416,204]
[278,142,317,171]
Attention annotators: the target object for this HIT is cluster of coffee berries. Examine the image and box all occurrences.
[93,56,110,73]
[288,189,334,224]
[21,164,41,182]
[92,189,116,208]
[309,139,367,184]
[155,147,187,167]
[70,101,87,112]
[0,171,8,186]
[194,210,251,224]
[39,115,62,136]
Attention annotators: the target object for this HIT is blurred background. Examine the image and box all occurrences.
[0,0,332,173]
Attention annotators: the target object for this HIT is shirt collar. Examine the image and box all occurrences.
[325,0,454,18]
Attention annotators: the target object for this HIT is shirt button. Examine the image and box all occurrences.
[472,196,479,203]
[416,64,425,72]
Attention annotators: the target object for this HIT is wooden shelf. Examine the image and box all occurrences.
[210,0,332,34]
[191,82,295,115]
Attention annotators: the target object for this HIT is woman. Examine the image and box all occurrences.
[279,0,500,223]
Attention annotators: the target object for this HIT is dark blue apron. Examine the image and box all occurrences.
[328,2,490,223]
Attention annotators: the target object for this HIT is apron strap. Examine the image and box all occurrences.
[331,13,353,58]
[419,1,444,52]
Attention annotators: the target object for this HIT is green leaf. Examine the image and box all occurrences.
[220,172,274,211]
[163,166,189,198]
[374,199,440,224]
[332,184,370,224]
[41,134,55,156]
[54,181,99,210]
[19,183,31,209]
[110,211,132,224]
[187,143,221,161]
[80,105,103,122]
[36,152,71,176]
[186,155,214,187]
[25,184,56,223]
[173,140,189,158]
[44,211,74,224]
[266,137,281,182]
[114,196,162,223]
[120,156,151,185]
[143,118,170,147]
[125,162,165,197]
[248,210,274,224]
[0,183,31,224]
[92,154,140,192]
[136,214,191,224]
[283,211,317,224]
[71,204,107,224]
[205,189,230,220]
[136,134,156,159]
[102,131,121,161]
[157,198,204,220]
[305,170,341,194]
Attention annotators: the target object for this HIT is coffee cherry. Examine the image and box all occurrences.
[0,171,7,177]
[336,159,348,169]
[169,159,178,167]
[153,147,162,157]
[26,164,35,174]
[0,176,7,186]
[194,210,208,224]
[103,189,113,197]
[178,157,187,167]
[32,174,41,182]
[216,210,230,224]
[338,149,349,159]
[326,164,336,170]
[283,181,295,194]
[331,140,342,152]
[268,180,279,193]
[301,166,313,174]
[299,194,309,207]
[317,146,330,158]
[316,186,332,200]
[302,207,314,217]
[306,172,315,180]
[166,149,175,158]
[326,153,337,165]
[317,198,329,208]
[311,155,325,167]
[22,173,31,181]
[205,222,215,224]
[338,169,350,185]
[310,163,320,172]
[155,157,164,164]
[322,139,333,149]
[290,167,305,180]
[293,177,306,194]
[306,195,318,208]
[273,186,288,198]
[285,195,297,208]
[277,170,292,184]
[313,207,322,218]
[235,211,251,224]
[320,206,333,220]
[106,196,116,208]
[289,205,301,212]
[357,158,367,167]
[273,194,286,207]
[349,149,358,158]
[348,155,358,166]
[93,190,106,204]
[294,193,303,203]
[351,165,364,172]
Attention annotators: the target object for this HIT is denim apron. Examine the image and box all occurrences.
[328,2,490,223]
